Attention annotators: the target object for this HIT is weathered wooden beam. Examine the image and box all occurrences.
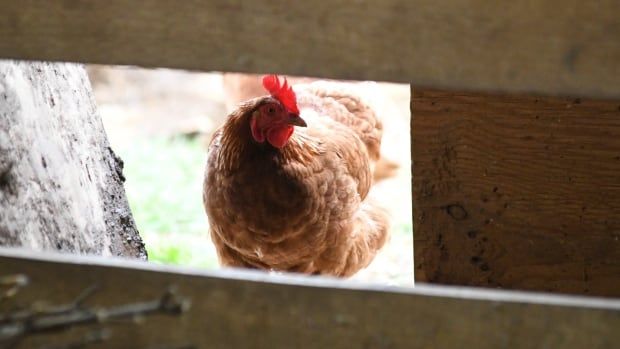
[0,247,619,348]
[0,1,619,98]
[412,88,620,297]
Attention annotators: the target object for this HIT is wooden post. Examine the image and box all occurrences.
[412,88,620,297]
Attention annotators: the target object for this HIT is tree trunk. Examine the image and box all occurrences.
[0,60,146,259]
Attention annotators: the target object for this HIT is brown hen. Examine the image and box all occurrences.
[221,73,399,181]
[203,76,390,277]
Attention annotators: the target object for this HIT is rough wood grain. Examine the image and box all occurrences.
[412,88,620,297]
[1,247,620,349]
[0,1,619,98]
[0,60,146,259]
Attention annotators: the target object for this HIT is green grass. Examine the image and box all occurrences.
[395,222,413,236]
[116,135,218,268]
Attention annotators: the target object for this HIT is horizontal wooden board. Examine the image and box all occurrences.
[0,1,619,98]
[0,247,619,348]
[412,88,620,297]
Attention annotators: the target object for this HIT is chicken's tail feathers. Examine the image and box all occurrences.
[337,200,391,277]
[372,156,400,183]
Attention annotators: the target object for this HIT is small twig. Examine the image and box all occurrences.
[0,287,190,344]
[0,284,98,325]
[30,285,99,317]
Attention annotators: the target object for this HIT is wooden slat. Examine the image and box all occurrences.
[0,1,619,98]
[412,88,620,297]
[0,247,619,348]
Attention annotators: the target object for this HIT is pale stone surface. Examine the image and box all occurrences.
[0,60,146,259]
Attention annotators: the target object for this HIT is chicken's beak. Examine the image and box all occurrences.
[288,114,307,127]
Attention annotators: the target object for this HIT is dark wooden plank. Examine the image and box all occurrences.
[1,247,620,348]
[412,88,620,297]
[0,1,619,98]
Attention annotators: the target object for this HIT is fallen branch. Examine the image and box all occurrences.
[0,284,190,346]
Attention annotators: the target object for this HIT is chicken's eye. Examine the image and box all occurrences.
[267,107,276,114]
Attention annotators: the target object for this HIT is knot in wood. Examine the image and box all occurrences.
[443,204,468,220]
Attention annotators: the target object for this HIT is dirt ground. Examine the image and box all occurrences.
[88,65,413,286]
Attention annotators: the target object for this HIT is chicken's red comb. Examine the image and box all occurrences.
[262,75,299,115]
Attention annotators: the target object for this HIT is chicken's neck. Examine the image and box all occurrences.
[219,110,319,172]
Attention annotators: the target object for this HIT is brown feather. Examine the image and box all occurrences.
[204,84,390,277]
